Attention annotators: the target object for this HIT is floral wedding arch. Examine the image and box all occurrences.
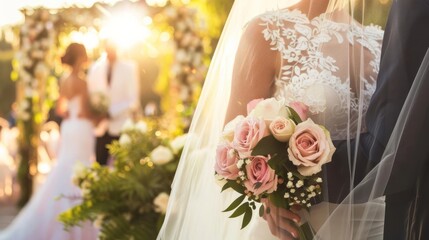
[12,0,209,207]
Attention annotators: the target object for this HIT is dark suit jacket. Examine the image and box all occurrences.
[325,0,429,200]
[324,0,429,238]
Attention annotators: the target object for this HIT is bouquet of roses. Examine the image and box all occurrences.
[215,98,335,239]
[89,91,109,117]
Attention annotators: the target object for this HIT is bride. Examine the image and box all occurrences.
[0,43,98,240]
[158,0,387,239]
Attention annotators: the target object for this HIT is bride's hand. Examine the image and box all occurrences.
[262,198,301,240]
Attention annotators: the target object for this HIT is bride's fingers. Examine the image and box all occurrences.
[265,202,301,224]
[276,208,301,223]
[265,212,297,240]
[272,214,299,239]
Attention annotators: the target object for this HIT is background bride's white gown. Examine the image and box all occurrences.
[0,96,98,240]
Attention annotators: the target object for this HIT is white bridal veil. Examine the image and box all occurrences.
[157,0,428,239]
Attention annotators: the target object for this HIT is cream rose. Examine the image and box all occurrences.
[248,98,289,122]
[288,119,335,176]
[135,121,148,133]
[122,119,134,131]
[222,115,245,142]
[151,146,174,165]
[119,134,132,146]
[153,192,170,214]
[269,117,296,142]
[170,134,188,154]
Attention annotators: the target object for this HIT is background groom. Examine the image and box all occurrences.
[88,40,140,165]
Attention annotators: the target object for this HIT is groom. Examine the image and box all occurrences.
[88,40,140,165]
[367,0,429,237]
[265,0,429,239]
[321,0,429,239]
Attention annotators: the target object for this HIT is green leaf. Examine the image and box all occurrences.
[259,205,265,217]
[229,202,250,218]
[231,183,245,193]
[223,195,246,212]
[252,135,285,156]
[267,155,289,178]
[221,181,232,192]
[288,106,303,124]
[221,180,245,193]
[241,207,253,229]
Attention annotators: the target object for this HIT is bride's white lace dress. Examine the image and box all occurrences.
[247,9,385,240]
[158,6,386,240]
[0,96,98,240]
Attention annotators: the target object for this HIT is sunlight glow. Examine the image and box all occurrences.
[146,0,168,7]
[69,27,100,51]
[37,162,52,175]
[100,9,151,50]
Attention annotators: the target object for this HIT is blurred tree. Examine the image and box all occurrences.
[190,0,234,54]
[0,34,15,119]
[355,0,392,28]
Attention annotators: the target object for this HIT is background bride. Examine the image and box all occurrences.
[0,43,98,240]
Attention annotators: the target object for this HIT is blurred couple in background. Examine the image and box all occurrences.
[0,41,139,239]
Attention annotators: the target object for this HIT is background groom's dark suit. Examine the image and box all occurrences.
[325,0,429,239]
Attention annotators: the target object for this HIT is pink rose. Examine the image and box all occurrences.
[233,117,269,158]
[215,143,240,180]
[269,117,296,142]
[247,98,264,115]
[288,119,336,176]
[290,101,309,121]
[244,155,278,196]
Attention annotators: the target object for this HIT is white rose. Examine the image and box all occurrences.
[248,98,289,122]
[93,214,104,228]
[170,134,188,154]
[222,115,245,142]
[150,146,174,165]
[153,192,170,214]
[121,119,134,131]
[269,117,296,142]
[135,121,148,134]
[72,162,87,180]
[119,134,132,146]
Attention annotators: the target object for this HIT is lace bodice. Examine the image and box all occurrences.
[259,9,384,140]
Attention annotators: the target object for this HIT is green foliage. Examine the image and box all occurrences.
[190,0,234,52]
[354,0,392,28]
[59,119,186,240]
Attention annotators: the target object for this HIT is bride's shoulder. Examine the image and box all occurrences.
[243,9,309,42]
[251,8,310,28]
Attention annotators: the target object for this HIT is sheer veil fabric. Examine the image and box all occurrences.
[154,0,414,239]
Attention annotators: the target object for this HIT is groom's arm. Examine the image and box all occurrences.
[323,132,384,203]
